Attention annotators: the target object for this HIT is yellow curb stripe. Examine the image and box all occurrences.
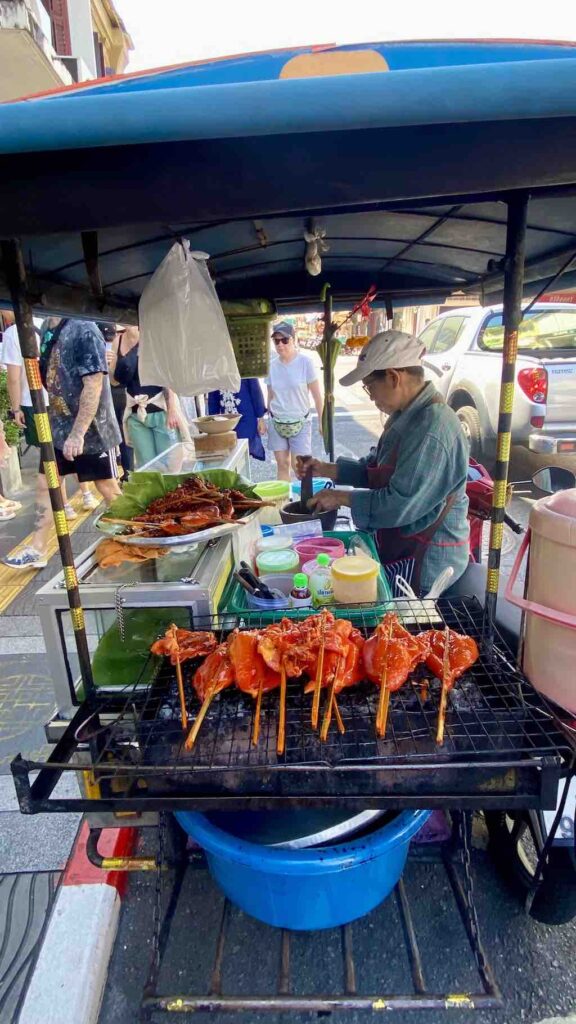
[0,488,102,614]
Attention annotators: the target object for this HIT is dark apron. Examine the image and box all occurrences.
[366,398,458,593]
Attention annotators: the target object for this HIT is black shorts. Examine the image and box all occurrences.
[40,448,118,482]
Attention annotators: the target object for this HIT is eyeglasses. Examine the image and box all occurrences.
[362,379,375,395]
[272,336,290,345]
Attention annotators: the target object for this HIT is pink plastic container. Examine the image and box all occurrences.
[294,537,346,570]
[505,488,576,713]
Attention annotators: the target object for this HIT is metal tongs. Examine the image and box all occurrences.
[234,561,278,601]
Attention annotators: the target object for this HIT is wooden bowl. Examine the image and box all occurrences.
[194,414,241,435]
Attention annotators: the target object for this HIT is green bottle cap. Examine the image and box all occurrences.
[293,573,308,589]
[316,553,331,566]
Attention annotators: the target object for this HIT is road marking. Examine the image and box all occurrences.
[0,487,102,614]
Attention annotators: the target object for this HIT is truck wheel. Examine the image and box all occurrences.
[485,811,576,925]
[456,405,483,459]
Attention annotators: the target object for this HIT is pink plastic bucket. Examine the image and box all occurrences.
[505,488,576,713]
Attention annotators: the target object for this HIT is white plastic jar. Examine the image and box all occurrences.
[331,555,380,605]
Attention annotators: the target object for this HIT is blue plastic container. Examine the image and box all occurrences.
[290,478,334,500]
[175,808,431,930]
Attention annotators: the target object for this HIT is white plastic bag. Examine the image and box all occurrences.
[139,241,240,397]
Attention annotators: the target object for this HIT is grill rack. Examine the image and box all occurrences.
[12,598,573,814]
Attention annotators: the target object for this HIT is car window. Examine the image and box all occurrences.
[418,320,441,349]
[430,316,467,353]
[479,309,576,351]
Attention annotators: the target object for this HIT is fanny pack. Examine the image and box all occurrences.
[272,413,309,439]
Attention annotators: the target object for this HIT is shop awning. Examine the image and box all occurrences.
[1,39,576,315]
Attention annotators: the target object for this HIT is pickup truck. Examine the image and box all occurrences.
[419,303,576,459]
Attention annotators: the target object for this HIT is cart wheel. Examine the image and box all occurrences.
[485,811,576,925]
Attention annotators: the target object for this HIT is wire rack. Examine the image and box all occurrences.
[78,597,571,778]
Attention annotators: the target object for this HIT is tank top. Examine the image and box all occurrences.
[114,341,163,411]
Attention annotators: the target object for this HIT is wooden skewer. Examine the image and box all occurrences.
[184,684,216,750]
[311,619,326,730]
[277,661,287,756]
[376,618,393,738]
[252,680,264,747]
[320,654,344,743]
[101,517,162,530]
[168,624,188,731]
[436,625,451,745]
[333,697,346,736]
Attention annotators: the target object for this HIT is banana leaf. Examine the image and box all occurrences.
[89,607,190,692]
[99,468,258,524]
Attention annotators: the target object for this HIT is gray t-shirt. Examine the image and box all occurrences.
[45,320,121,454]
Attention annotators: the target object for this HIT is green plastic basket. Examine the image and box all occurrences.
[220,530,393,625]
[227,316,272,378]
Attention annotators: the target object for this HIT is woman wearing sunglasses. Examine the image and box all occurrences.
[265,321,324,480]
[296,330,470,595]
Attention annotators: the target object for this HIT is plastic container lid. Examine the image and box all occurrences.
[256,548,300,574]
[316,553,331,567]
[254,480,291,500]
[255,535,294,554]
[292,573,308,589]
[331,554,380,581]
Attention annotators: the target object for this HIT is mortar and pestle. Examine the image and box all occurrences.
[280,465,338,531]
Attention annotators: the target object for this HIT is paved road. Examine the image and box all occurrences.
[100,836,576,1024]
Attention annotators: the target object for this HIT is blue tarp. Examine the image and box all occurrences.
[1,40,576,312]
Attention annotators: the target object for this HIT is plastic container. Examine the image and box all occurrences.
[245,589,289,611]
[289,573,312,609]
[255,535,294,555]
[255,548,300,576]
[505,487,576,713]
[175,808,431,930]
[254,481,291,526]
[332,554,380,605]
[220,531,393,625]
[309,553,335,608]
[290,478,334,500]
[294,536,346,569]
[302,554,333,577]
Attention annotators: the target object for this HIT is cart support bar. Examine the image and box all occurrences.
[86,828,157,872]
[483,193,529,643]
[1,238,95,694]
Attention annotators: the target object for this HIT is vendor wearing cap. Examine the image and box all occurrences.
[296,330,470,594]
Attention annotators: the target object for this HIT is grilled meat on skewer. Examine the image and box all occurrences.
[421,629,479,689]
[363,612,429,692]
[150,628,217,665]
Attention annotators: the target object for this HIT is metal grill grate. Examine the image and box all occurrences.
[85,597,570,775]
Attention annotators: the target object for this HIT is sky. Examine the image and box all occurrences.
[114,0,576,72]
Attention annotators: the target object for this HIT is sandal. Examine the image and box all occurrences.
[0,507,16,521]
[0,498,22,511]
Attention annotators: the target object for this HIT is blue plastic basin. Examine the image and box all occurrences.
[175,808,431,930]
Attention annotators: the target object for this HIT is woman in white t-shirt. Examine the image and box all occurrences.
[264,322,323,480]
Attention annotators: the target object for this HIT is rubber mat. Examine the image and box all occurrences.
[0,872,59,1023]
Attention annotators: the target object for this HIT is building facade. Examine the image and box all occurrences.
[0,0,132,101]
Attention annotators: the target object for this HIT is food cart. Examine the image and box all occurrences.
[1,38,576,1017]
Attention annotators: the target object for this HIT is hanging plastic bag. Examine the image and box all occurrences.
[139,240,240,396]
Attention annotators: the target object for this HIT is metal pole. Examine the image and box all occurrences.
[1,238,95,693]
[322,285,335,462]
[483,194,529,643]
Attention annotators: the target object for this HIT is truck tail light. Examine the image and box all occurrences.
[530,415,545,429]
[518,367,548,405]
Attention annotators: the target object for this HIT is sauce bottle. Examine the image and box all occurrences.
[310,553,335,608]
[289,573,313,609]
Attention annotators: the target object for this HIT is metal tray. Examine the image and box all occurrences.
[94,509,255,547]
[11,599,574,815]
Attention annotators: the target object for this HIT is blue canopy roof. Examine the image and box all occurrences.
[1,40,576,316]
